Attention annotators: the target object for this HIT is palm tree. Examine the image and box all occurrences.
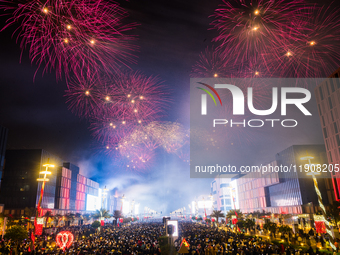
[226,209,243,219]
[210,210,225,225]
[24,207,36,230]
[93,208,111,221]
[113,210,122,219]
[54,214,62,227]
[44,211,53,227]
[65,213,75,226]
[327,201,340,227]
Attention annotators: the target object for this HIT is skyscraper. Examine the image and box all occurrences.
[315,68,340,200]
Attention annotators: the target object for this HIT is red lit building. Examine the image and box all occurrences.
[315,68,340,200]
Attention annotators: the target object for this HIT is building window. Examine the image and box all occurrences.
[319,87,324,100]
[318,104,322,115]
[323,128,328,139]
[330,79,335,93]
[326,82,331,96]
[334,122,338,134]
[336,135,340,147]
[220,183,229,188]
[329,97,333,110]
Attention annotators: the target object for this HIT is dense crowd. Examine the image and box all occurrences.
[0,220,337,255]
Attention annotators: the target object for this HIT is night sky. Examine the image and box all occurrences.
[0,0,339,213]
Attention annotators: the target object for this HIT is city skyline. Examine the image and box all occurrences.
[1,0,340,214]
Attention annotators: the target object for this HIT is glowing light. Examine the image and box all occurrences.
[66,25,71,30]
[127,94,131,98]
[214,73,218,77]
[286,51,292,57]
[109,123,113,126]
[105,96,110,101]
[131,99,135,104]
[90,39,95,45]
[64,38,69,44]
[134,109,138,113]
[254,10,259,15]
[106,146,109,149]
[85,90,90,96]
[139,96,144,100]
[255,71,259,76]
[310,41,316,46]
[122,121,126,124]
[56,231,74,251]
[42,8,48,14]
[138,120,142,123]
[252,26,259,31]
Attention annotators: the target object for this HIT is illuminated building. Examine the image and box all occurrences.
[315,68,340,200]
[192,195,214,216]
[211,175,233,214]
[237,145,334,215]
[237,161,279,213]
[0,149,99,216]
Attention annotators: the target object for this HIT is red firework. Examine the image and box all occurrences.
[211,0,311,72]
[273,4,340,78]
[107,71,170,124]
[0,0,138,82]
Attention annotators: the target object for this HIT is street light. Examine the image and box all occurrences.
[300,155,336,251]
[37,160,54,217]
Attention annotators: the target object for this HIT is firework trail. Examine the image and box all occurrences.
[273,4,340,78]
[211,0,311,69]
[0,0,138,82]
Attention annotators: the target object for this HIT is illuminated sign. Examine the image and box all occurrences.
[167,220,179,237]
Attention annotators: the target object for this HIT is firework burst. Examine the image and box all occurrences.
[273,4,340,78]
[211,0,311,71]
[0,0,138,81]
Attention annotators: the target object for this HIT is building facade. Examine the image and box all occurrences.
[211,175,233,214]
[315,69,340,200]
[237,145,334,215]
[237,161,279,213]
[0,149,99,215]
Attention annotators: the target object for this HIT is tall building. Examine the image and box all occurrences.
[315,69,340,200]
[0,149,99,215]
[237,145,334,215]
[211,175,233,214]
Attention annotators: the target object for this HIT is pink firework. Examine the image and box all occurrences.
[192,47,276,78]
[64,75,109,119]
[0,0,138,82]
[191,46,230,78]
[211,0,311,69]
[108,71,170,124]
[273,4,340,78]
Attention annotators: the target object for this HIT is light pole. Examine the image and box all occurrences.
[33,159,54,246]
[37,160,54,217]
[301,155,336,251]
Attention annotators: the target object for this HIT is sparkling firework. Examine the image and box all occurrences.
[211,0,311,74]
[273,4,340,78]
[0,0,138,81]
[103,121,188,171]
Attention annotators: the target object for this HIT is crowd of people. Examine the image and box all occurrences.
[0,220,337,255]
